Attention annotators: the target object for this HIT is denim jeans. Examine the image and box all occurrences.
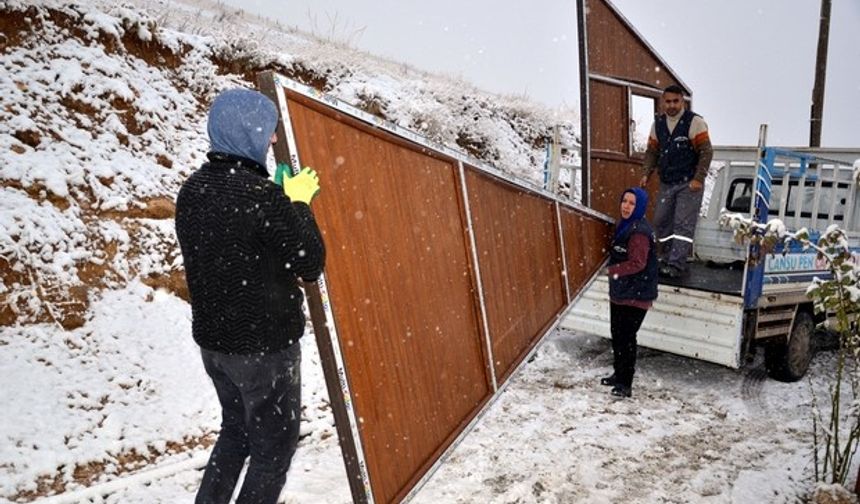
[196,343,301,504]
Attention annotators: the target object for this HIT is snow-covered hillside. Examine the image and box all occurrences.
[0,0,578,500]
[0,0,577,329]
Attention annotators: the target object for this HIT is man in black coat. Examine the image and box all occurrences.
[175,88,325,504]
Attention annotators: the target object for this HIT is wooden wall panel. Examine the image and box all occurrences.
[585,0,683,89]
[285,97,491,504]
[261,72,615,504]
[464,168,566,382]
[590,157,657,219]
[581,0,689,217]
[590,80,627,154]
[560,207,612,296]
[582,214,614,274]
[590,157,641,217]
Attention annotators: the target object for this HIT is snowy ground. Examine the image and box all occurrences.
[414,332,822,504]
[3,282,855,503]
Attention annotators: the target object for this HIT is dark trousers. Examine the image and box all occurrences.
[196,343,301,504]
[653,181,703,271]
[610,303,648,388]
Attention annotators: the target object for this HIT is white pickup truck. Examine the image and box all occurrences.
[563,137,860,381]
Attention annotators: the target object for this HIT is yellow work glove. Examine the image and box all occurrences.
[282,166,321,205]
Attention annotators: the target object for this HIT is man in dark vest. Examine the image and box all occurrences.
[639,84,713,278]
[175,88,325,504]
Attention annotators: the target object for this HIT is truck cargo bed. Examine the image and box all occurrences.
[659,261,745,296]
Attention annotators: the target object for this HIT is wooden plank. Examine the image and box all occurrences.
[464,167,567,382]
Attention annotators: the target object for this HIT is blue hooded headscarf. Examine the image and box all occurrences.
[207,88,278,169]
[615,187,649,239]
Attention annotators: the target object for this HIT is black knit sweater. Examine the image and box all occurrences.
[175,153,325,354]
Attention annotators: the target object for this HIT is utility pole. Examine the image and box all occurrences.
[809,0,832,147]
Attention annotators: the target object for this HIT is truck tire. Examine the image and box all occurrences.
[766,311,814,382]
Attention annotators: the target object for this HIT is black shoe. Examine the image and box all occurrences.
[600,374,617,386]
[611,384,632,398]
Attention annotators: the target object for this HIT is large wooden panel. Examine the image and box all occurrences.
[590,80,627,154]
[560,206,613,297]
[285,97,491,504]
[464,168,566,381]
[590,157,643,217]
[580,0,690,213]
[581,213,614,276]
[261,72,614,504]
[586,0,684,89]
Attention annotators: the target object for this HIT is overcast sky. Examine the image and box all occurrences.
[223,0,859,148]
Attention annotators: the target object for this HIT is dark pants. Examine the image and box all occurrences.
[610,303,648,388]
[653,181,703,271]
[196,343,301,504]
